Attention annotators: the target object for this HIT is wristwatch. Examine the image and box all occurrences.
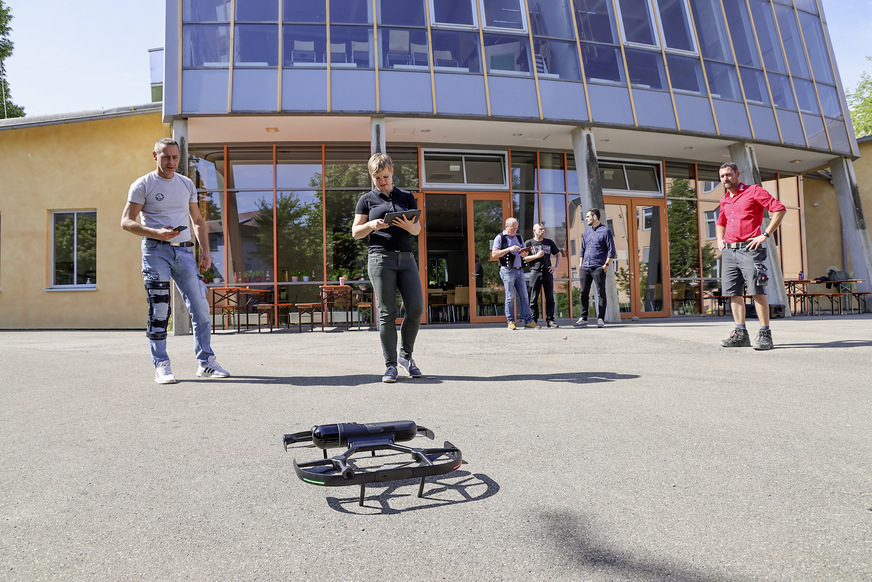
[762,231,771,238]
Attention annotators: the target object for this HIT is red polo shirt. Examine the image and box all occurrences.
[716,183,786,243]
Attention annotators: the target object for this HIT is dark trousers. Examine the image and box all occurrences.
[578,265,607,320]
[528,268,555,322]
[367,250,424,367]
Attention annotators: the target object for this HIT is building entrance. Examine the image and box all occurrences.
[423,192,512,323]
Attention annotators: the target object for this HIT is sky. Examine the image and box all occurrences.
[2,0,871,118]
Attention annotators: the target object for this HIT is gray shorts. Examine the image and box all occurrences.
[722,245,768,296]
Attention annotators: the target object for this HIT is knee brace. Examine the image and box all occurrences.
[145,280,172,340]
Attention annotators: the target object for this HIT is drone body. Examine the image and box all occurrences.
[283,421,462,506]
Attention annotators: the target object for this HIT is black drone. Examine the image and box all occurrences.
[283,421,463,506]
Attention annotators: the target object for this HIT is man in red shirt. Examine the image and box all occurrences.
[715,162,786,350]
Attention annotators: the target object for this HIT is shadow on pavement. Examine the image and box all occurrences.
[221,371,640,387]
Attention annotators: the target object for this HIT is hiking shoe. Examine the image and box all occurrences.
[398,356,422,377]
[547,320,559,328]
[721,328,751,347]
[196,356,230,378]
[753,329,774,350]
[524,321,540,329]
[155,360,177,384]
[382,365,398,383]
[596,318,605,328]
[573,318,587,327]
[508,321,517,330]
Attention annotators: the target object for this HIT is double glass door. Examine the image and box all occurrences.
[604,198,669,318]
[423,192,512,323]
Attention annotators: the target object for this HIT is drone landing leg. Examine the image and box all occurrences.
[359,484,366,506]
[418,477,426,498]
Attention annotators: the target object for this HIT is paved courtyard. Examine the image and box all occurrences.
[1,315,871,581]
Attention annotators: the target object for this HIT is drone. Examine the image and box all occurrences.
[283,421,463,506]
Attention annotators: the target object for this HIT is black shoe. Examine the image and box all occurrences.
[721,328,751,347]
[752,329,773,350]
[546,320,559,328]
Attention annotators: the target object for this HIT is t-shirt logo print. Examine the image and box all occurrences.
[155,193,165,201]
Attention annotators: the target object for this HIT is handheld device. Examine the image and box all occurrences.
[383,209,421,224]
[173,226,188,232]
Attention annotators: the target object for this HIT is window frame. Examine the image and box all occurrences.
[429,0,529,32]
[421,148,510,190]
[50,210,98,290]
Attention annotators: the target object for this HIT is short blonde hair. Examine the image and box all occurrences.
[368,153,393,176]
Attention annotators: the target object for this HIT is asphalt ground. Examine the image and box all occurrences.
[1,315,871,581]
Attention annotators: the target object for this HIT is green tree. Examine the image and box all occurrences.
[667,179,717,279]
[0,0,25,118]
[847,56,872,138]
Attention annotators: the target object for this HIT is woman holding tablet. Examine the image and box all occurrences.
[352,153,424,383]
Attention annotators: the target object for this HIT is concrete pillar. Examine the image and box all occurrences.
[727,142,790,317]
[571,127,620,323]
[371,117,386,155]
[171,119,192,335]
[830,156,872,309]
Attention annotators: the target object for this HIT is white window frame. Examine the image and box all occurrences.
[599,157,664,198]
[429,0,528,33]
[704,209,719,240]
[421,148,510,190]
[50,210,97,290]
[615,0,698,56]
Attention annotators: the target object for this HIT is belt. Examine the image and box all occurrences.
[725,241,753,249]
[147,238,194,247]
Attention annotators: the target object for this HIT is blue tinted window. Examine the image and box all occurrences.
[432,0,476,26]
[379,0,426,26]
[331,0,373,24]
[236,1,277,21]
[534,39,581,80]
[667,54,705,94]
[483,0,526,30]
[484,33,532,75]
[657,0,695,52]
[184,0,231,22]
[235,24,279,66]
[183,24,231,67]
[575,0,618,44]
[581,43,624,84]
[798,11,834,84]
[739,67,769,104]
[774,4,810,79]
[619,0,657,46]
[750,0,786,73]
[381,28,429,68]
[793,78,819,113]
[431,30,482,72]
[768,72,796,109]
[529,0,574,39]
[625,48,666,90]
[705,61,740,100]
[283,25,328,66]
[332,26,374,67]
[817,83,842,119]
[283,0,326,23]
[689,0,733,61]
[722,0,760,67]
[794,0,817,13]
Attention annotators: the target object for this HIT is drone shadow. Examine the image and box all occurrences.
[324,468,499,515]
[221,371,638,387]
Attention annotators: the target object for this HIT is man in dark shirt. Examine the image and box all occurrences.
[524,223,561,327]
[574,208,617,328]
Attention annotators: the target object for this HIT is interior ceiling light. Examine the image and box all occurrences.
[420,129,431,133]
[265,127,279,133]
[790,159,802,164]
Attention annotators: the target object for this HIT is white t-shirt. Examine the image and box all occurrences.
[128,171,197,243]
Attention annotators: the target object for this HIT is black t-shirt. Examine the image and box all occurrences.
[524,237,559,270]
[355,187,418,252]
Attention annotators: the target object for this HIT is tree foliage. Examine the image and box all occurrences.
[0,0,25,118]
[847,56,872,139]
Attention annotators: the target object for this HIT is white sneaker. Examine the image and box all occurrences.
[573,318,587,327]
[597,318,605,328]
[155,360,177,384]
[196,355,230,378]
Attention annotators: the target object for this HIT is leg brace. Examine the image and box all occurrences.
[145,280,171,340]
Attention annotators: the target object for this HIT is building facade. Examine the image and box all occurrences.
[2,0,870,329]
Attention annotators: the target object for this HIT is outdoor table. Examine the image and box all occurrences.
[209,286,273,332]
[319,285,352,331]
[784,279,866,315]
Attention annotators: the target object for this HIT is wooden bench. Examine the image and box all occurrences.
[294,302,322,332]
[255,303,295,332]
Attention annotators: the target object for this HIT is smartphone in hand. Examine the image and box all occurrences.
[174,226,188,232]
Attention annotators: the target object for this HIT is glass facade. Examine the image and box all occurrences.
[174,0,853,154]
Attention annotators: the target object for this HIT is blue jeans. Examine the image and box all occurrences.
[367,250,424,367]
[500,267,532,323]
[141,239,213,367]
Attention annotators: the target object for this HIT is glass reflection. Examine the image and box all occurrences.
[484,33,532,75]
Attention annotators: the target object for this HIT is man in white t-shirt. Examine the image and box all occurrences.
[121,138,229,384]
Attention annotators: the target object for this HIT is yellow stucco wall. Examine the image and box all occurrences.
[0,112,169,328]
[802,139,872,280]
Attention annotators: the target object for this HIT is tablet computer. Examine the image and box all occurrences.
[383,209,421,224]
